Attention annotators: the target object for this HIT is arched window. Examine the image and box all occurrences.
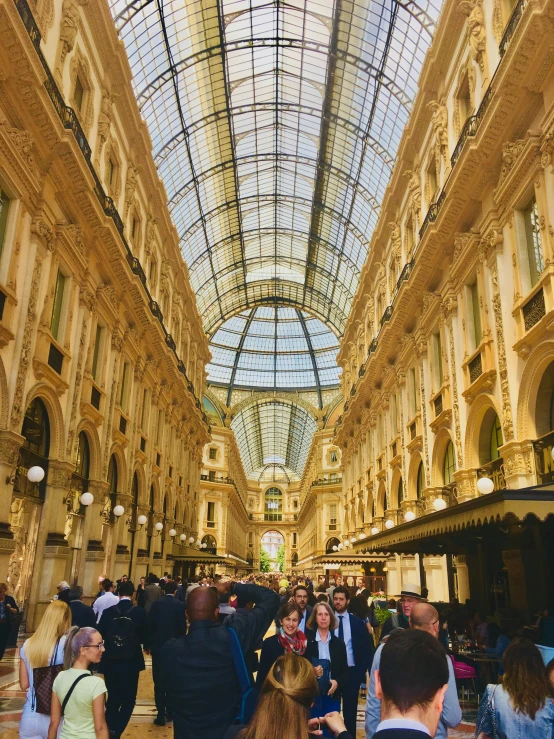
[75,432,90,480]
[416,461,425,499]
[69,431,90,516]
[202,534,217,553]
[397,477,404,505]
[104,454,118,524]
[326,537,341,553]
[443,440,456,485]
[264,487,283,521]
[291,552,298,565]
[131,472,139,504]
[490,414,503,461]
[19,398,50,500]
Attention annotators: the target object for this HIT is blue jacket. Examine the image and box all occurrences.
[366,641,461,739]
[476,683,554,739]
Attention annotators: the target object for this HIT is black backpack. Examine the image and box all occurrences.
[104,605,138,660]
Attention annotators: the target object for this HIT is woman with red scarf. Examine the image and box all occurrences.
[256,602,309,689]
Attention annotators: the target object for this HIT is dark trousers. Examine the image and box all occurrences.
[0,622,10,661]
[104,669,140,737]
[151,650,169,718]
[341,666,365,737]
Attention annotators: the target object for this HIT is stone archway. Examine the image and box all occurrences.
[260,529,285,571]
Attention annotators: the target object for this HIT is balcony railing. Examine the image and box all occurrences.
[311,477,342,486]
[380,305,393,327]
[396,260,415,291]
[419,189,446,239]
[477,458,506,491]
[499,0,527,57]
[13,0,210,430]
[450,85,494,169]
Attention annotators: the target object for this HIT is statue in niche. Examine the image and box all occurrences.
[459,0,486,72]
[9,497,25,529]
[97,87,118,155]
[404,170,422,217]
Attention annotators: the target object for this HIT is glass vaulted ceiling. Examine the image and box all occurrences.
[109,0,443,479]
[109,0,442,337]
[207,306,340,398]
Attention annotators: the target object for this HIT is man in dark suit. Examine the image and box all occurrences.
[68,585,95,628]
[333,585,374,737]
[275,584,313,633]
[145,580,187,726]
[372,629,449,738]
[144,572,163,613]
[161,579,279,739]
[98,580,147,739]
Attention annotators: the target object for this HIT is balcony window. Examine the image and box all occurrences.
[50,269,66,342]
[523,196,544,287]
[264,486,283,521]
[443,440,456,485]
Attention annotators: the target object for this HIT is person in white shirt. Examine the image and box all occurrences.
[372,628,449,739]
[93,579,118,623]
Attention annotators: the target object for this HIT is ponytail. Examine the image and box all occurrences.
[64,626,98,669]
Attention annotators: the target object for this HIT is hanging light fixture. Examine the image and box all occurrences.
[476,476,494,495]
[80,492,94,507]
[27,466,45,483]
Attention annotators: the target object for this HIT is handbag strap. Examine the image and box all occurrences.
[50,638,61,667]
[61,673,91,715]
[227,627,251,694]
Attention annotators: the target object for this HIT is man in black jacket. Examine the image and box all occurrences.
[98,580,147,739]
[145,580,187,726]
[161,579,279,739]
[372,629,449,738]
[68,585,96,628]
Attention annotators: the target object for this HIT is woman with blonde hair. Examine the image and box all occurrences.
[47,625,108,739]
[19,600,72,739]
[224,653,352,739]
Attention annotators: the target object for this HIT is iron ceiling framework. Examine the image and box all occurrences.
[231,399,318,479]
[207,305,340,404]
[109,0,443,479]
[109,0,442,338]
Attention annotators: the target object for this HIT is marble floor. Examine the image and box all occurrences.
[0,643,475,738]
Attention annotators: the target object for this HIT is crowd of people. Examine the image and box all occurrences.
[12,571,554,738]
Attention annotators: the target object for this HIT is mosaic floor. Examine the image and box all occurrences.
[0,642,476,737]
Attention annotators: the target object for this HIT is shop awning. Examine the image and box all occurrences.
[352,485,554,556]
[171,544,226,564]
[293,552,388,570]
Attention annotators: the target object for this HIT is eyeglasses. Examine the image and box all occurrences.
[85,641,105,649]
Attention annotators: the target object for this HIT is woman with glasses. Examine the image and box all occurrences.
[19,599,71,739]
[47,626,109,739]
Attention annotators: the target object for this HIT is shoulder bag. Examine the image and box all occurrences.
[33,638,63,715]
[476,684,498,739]
[227,626,258,724]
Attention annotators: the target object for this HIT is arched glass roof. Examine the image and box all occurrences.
[231,400,317,480]
[207,306,340,398]
[109,0,443,337]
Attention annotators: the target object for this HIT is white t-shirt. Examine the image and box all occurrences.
[92,591,118,622]
[53,668,107,739]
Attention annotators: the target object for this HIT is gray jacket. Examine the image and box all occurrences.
[365,640,461,739]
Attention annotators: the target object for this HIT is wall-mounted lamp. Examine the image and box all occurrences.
[152,521,164,538]
[371,527,379,536]
[80,492,94,507]
[476,476,494,495]
[113,505,125,518]
[6,462,45,486]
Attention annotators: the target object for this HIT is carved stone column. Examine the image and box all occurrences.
[453,555,471,603]
[80,480,106,598]
[0,431,22,579]
[500,440,536,489]
[26,460,74,630]
[453,469,477,503]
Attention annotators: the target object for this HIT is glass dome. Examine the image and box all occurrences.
[207,306,340,391]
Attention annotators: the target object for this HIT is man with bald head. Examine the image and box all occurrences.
[366,602,461,738]
[161,578,279,739]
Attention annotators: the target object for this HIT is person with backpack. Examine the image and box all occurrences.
[161,578,279,739]
[97,579,147,739]
[47,625,108,739]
